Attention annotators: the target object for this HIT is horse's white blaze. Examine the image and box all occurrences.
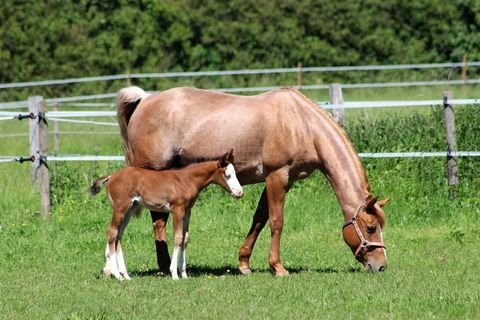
[224,163,243,197]
[380,229,387,260]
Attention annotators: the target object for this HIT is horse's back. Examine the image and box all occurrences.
[126,87,326,182]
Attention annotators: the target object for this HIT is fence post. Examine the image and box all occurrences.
[53,102,59,155]
[443,91,458,199]
[297,62,302,88]
[329,83,345,127]
[28,96,51,217]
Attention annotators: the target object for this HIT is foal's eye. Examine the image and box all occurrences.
[366,225,376,234]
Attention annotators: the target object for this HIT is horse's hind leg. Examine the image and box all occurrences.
[151,211,171,273]
[238,188,269,275]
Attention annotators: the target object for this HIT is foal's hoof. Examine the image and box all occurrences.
[239,267,252,275]
[103,268,111,278]
[120,273,131,281]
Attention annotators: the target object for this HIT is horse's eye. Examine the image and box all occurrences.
[366,225,376,234]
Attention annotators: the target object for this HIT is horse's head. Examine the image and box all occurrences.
[216,149,243,198]
[342,195,389,272]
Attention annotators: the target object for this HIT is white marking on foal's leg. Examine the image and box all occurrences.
[180,245,187,279]
[103,243,112,277]
[170,245,180,280]
[116,242,131,280]
[108,250,123,280]
[180,216,190,279]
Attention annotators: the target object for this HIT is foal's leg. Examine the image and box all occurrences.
[179,209,191,279]
[238,188,269,275]
[169,206,185,280]
[151,211,171,272]
[115,206,135,280]
[104,209,125,280]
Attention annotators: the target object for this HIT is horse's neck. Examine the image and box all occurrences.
[323,160,370,221]
[183,162,218,191]
[302,99,370,220]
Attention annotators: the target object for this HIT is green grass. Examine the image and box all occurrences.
[1,89,480,319]
[1,168,479,319]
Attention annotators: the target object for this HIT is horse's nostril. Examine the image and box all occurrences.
[378,266,386,272]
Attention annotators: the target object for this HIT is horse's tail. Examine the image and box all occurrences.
[116,86,150,165]
[90,175,111,195]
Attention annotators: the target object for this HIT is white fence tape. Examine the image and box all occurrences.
[1,61,480,89]
[2,152,480,164]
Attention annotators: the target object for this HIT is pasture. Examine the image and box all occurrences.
[1,86,480,319]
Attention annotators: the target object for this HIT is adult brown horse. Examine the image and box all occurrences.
[117,86,389,276]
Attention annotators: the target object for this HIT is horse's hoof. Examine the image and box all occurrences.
[275,269,290,277]
[239,267,252,275]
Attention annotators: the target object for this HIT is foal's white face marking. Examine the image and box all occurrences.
[224,163,243,198]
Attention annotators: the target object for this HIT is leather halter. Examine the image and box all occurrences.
[342,203,386,258]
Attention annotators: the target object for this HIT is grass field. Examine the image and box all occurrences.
[1,87,480,319]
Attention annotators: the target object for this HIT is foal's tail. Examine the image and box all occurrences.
[90,175,111,195]
[117,86,150,165]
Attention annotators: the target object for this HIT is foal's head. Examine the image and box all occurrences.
[214,149,243,198]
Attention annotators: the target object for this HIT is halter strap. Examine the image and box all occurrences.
[343,203,385,257]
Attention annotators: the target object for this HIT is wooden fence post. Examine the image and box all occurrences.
[29,96,51,217]
[297,62,302,88]
[329,83,345,127]
[443,91,458,199]
[53,102,59,155]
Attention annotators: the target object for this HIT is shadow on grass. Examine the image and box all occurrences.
[127,264,362,278]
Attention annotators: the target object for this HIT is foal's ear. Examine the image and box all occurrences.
[227,148,234,164]
[220,150,231,168]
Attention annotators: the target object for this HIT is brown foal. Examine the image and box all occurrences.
[90,150,243,280]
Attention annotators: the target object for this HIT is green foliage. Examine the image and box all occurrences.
[1,0,479,100]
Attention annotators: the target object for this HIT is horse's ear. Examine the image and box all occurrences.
[377,198,390,208]
[365,195,379,209]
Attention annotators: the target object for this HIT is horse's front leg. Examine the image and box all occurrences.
[265,169,289,276]
[238,188,269,275]
[169,205,186,280]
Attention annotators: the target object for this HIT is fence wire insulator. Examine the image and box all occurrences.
[16,155,35,163]
[16,113,35,120]
[37,112,48,126]
[39,156,49,169]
